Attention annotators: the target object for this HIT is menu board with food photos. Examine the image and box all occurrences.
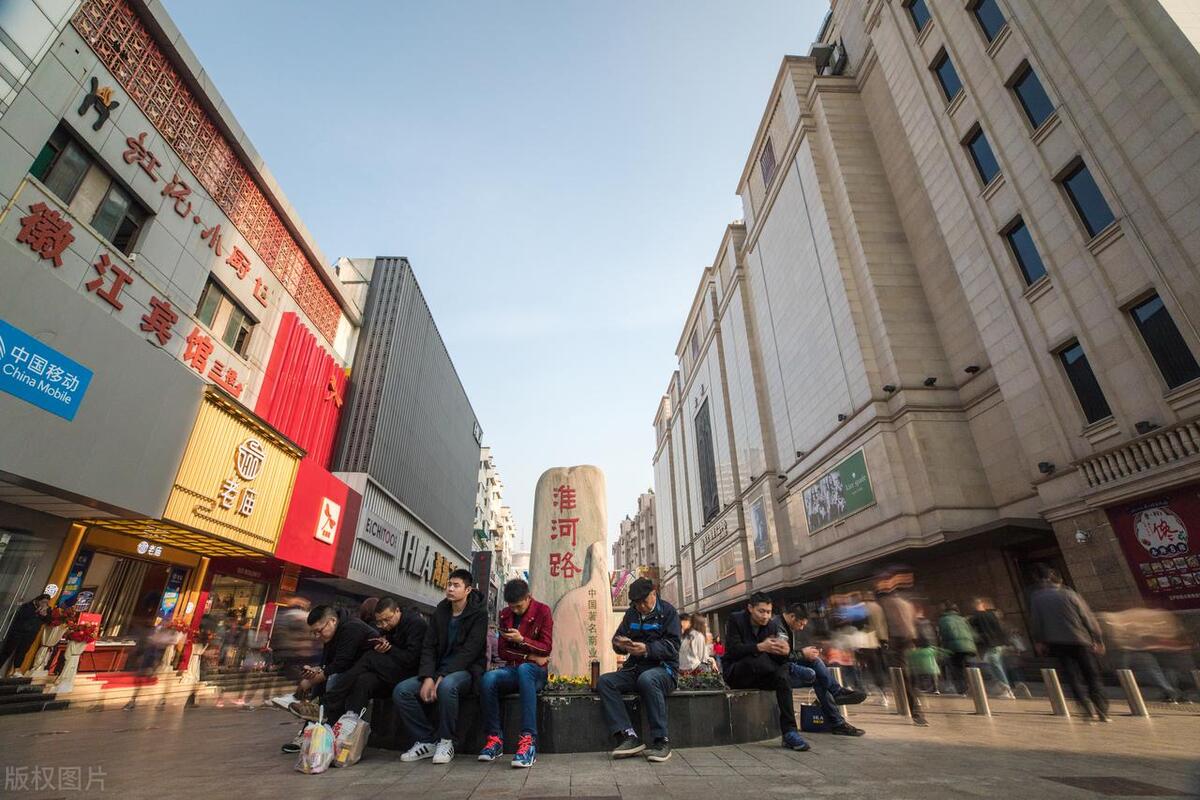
[1106,484,1200,610]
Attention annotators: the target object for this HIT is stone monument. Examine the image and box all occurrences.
[528,465,616,678]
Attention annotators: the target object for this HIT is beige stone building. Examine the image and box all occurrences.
[612,490,657,574]
[653,0,1200,633]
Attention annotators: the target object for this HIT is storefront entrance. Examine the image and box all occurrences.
[198,574,270,671]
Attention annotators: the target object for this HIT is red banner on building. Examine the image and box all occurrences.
[1106,483,1200,610]
[274,458,360,577]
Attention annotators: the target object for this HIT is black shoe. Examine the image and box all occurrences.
[281,741,302,754]
[833,688,867,706]
[1095,708,1111,723]
[645,738,672,762]
[912,715,929,727]
[830,722,865,737]
[611,734,645,758]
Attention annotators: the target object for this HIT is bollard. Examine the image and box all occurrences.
[889,666,911,718]
[966,667,991,716]
[1115,668,1150,717]
[1042,668,1070,717]
[829,666,849,719]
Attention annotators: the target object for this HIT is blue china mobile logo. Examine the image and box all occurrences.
[0,318,92,421]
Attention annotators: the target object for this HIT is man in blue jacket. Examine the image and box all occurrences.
[598,578,681,763]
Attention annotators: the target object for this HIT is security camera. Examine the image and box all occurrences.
[1075,529,1091,544]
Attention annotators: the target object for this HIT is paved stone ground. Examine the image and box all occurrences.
[1,696,1198,799]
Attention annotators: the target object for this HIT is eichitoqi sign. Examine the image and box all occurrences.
[528,465,616,678]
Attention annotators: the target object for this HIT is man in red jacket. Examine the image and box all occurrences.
[476,579,553,768]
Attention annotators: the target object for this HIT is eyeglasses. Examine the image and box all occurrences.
[311,617,335,638]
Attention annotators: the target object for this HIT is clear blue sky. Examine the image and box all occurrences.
[163,1,830,551]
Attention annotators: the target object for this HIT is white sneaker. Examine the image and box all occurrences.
[432,738,455,764]
[401,741,437,762]
[269,692,297,711]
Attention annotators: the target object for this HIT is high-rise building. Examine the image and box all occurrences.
[654,0,1200,634]
[613,490,656,574]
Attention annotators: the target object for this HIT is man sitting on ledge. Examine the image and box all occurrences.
[779,604,866,737]
[477,578,553,768]
[722,592,810,752]
[598,577,681,763]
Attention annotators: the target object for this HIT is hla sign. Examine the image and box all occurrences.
[0,318,92,421]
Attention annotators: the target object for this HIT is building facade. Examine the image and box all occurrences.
[612,490,657,574]
[654,0,1200,634]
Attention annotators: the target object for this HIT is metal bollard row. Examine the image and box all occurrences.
[888,666,911,718]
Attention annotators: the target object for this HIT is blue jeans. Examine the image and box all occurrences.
[983,646,1011,690]
[480,663,547,738]
[393,671,473,742]
[598,666,675,740]
[788,658,845,727]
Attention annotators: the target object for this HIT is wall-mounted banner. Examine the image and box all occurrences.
[802,449,875,533]
[1107,484,1200,611]
[0,318,92,421]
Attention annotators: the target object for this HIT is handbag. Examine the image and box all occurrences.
[800,703,832,733]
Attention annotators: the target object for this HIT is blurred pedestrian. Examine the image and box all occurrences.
[678,613,712,673]
[875,568,927,726]
[1028,564,1109,722]
[908,637,945,694]
[0,593,50,677]
[938,602,977,695]
[970,598,1015,698]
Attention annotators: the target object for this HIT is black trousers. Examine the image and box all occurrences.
[725,653,796,734]
[0,631,37,675]
[1047,643,1108,715]
[885,638,922,719]
[322,657,409,721]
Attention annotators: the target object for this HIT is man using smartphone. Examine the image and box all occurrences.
[476,579,553,768]
[598,578,681,763]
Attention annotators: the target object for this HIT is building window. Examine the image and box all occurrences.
[931,50,963,103]
[1002,217,1047,285]
[970,0,1006,42]
[196,279,255,357]
[965,126,1000,184]
[690,328,701,362]
[694,398,720,525]
[759,138,777,188]
[1058,341,1112,424]
[30,125,148,255]
[1130,294,1200,389]
[904,0,932,32]
[1059,160,1115,238]
[1010,62,1054,129]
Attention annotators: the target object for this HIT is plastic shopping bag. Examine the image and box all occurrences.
[295,717,335,774]
[332,710,370,768]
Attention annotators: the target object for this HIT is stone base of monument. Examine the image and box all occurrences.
[367,689,778,754]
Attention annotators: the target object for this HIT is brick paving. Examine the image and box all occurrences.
[1,695,1198,799]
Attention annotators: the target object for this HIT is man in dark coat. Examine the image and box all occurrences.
[394,569,488,765]
[0,594,50,676]
[321,595,428,721]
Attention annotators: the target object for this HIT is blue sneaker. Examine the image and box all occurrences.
[782,730,811,752]
[512,733,536,768]
[477,735,504,762]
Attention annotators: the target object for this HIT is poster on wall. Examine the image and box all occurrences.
[1106,484,1200,611]
[751,497,772,559]
[801,449,875,533]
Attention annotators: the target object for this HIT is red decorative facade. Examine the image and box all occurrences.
[72,0,341,342]
[255,313,346,468]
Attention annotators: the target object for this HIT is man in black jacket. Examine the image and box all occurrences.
[320,595,428,722]
[280,604,375,753]
[598,578,681,763]
[0,594,50,676]
[723,592,809,751]
[395,568,487,765]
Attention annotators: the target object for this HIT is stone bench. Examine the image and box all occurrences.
[367,688,778,753]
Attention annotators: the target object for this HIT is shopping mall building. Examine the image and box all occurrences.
[0,0,479,673]
[652,0,1200,637]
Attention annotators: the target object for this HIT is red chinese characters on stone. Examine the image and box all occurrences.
[200,223,223,256]
[252,276,269,307]
[16,202,75,267]
[85,253,134,310]
[161,173,193,217]
[549,552,582,579]
[226,246,251,279]
[208,360,244,398]
[183,326,214,373]
[550,517,580,548]
[139,296,178,345]
[553,484,577,511]
[122,131,161,181]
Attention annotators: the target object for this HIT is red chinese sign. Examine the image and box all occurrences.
[17,203,74,267]
[548,483,582,578]
[1106,484,1200,611]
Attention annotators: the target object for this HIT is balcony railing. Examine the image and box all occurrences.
[1077,419,1200,489]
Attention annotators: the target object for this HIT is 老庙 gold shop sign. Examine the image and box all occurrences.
[162,388,303,554]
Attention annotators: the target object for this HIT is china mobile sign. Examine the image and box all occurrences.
[1108,485,1200,611]
[0,318,92,421]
